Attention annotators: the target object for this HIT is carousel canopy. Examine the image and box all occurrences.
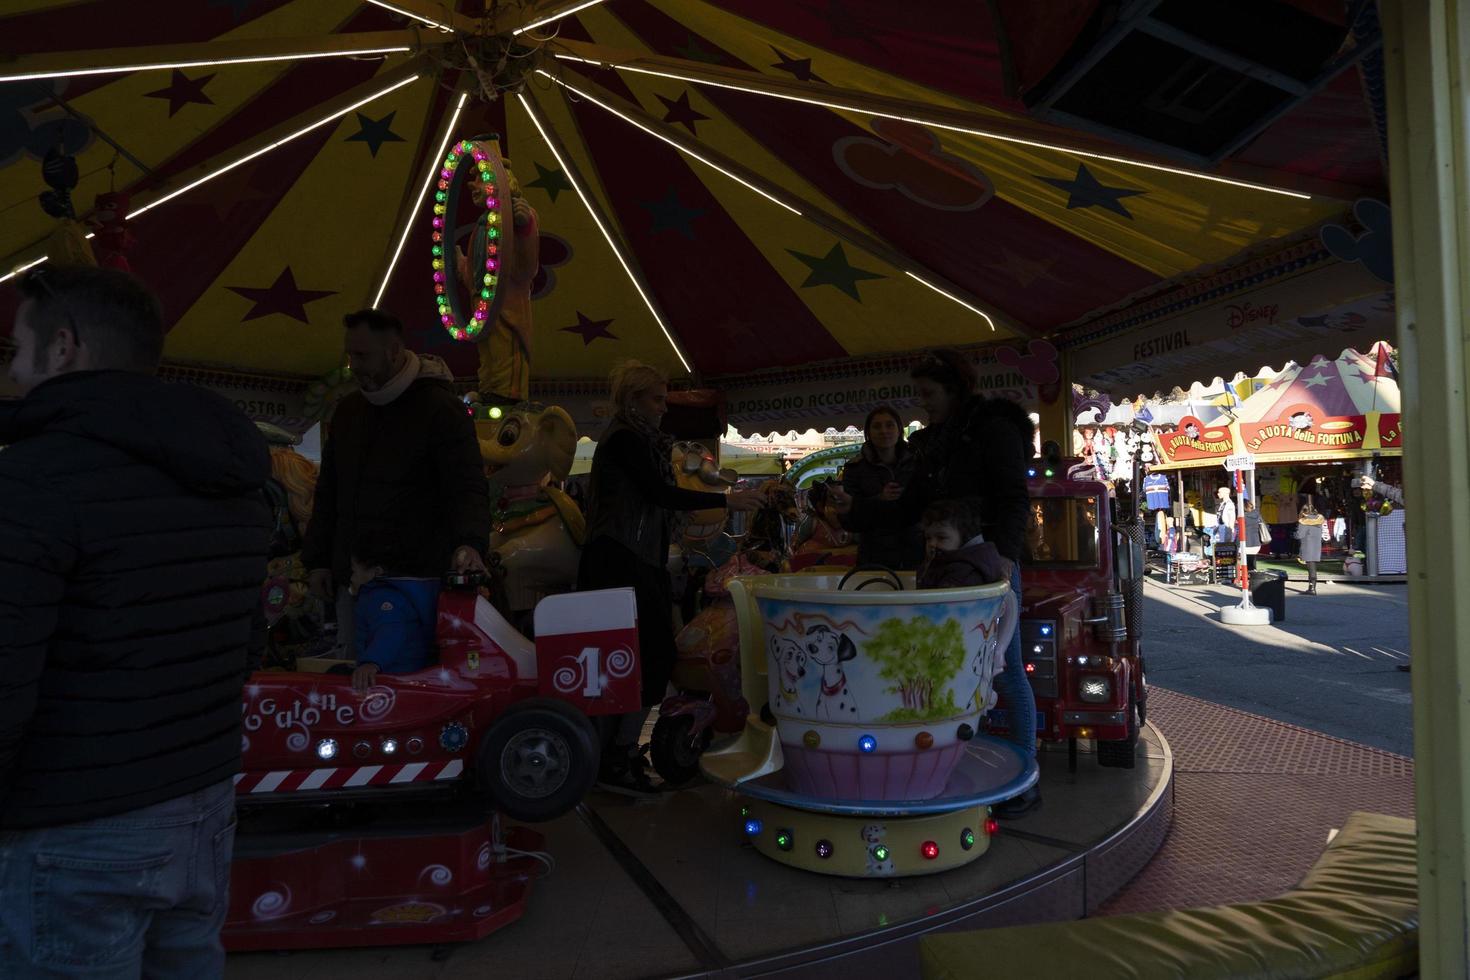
[1,0,1388,432]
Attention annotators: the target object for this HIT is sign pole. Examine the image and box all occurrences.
[1220,453,1270,625]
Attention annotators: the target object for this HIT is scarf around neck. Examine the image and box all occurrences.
[616,409,677,489]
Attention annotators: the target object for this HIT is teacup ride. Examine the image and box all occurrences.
[701,568,1036,878]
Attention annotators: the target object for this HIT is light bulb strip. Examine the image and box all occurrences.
[551,54,1311,200]
[539,70,1000,329]
[515,90,693,374]
[0,38,420,84]
[0,255,49,286]
[128,72,422,220]
[364,0,455,32]
[536,70,799,215]
[513,0,611,35]
[373,90,470,309]
[904,272,997,331]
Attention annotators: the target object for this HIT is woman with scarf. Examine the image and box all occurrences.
[840,405,924,570]
[830,348,1040,816]
[580,360,766,794]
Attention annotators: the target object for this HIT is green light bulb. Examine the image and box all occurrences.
[434,191,447,203]
[431,245,443,256]
[873,845,889,862]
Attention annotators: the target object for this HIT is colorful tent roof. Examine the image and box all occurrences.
[1150,342,1399,469]
[1,1,1387,414]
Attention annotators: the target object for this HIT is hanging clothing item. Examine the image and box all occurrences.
[1143,473,1171,510]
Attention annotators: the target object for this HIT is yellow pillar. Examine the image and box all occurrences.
[1382,2,1470,974]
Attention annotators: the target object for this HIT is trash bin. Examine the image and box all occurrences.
[1249,570,1287,622]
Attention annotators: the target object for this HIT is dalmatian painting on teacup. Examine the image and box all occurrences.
[804,624,859,720]
[768,636,810,715]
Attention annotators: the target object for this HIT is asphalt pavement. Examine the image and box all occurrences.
[1140,576,1414,757]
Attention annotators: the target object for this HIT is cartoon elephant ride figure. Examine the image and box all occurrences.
[651,480,800,784]
[476,403,585,619]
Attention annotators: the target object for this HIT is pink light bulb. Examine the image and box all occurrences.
[433,272,445,283]
[441,314,453,325]
[486,259,498,270]
[432,217,444,228]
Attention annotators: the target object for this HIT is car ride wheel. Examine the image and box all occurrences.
[1097,686,1139,770]
[477,699,600,822]
[650,714,712,785]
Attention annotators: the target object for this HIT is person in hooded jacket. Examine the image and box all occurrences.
[830,348,1039,816]
[840,405,924,570]
[0,264,272,977]
[302,309,491,650]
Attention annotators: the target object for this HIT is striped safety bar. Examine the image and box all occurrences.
[234,759,465,794]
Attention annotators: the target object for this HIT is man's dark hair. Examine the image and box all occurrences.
[911,348,977,401]
[343,308,404,336]
[18,264,165,372]
[922,497,985,542]
[352,525,406,572]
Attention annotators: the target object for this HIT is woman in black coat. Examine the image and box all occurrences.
[840,405,924,570]
[580,361,765,793]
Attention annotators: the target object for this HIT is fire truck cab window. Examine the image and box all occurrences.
[1025,497,1101,568]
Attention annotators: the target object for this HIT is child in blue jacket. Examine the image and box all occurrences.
[349,530,441,692]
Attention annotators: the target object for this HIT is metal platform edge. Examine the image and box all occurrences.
[669,722,1175,980]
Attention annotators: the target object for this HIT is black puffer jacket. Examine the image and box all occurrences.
[841,442,924,569]
[0,371,271,828]
[844,397,1033,561]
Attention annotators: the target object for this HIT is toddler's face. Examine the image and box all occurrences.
[924,523,963,556]
[349,559,382,594]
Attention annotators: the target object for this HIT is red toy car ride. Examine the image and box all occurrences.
[237,576,641,821]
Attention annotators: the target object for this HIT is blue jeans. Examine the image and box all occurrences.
[0,778,236,979]
[1000,563,1037,754]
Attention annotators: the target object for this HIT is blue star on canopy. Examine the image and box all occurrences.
[639,187,704,239]
[770,46,825,83]
[1037,163,1145,219]
[787,243,884,301]
[525,162,572,202]
[344,110,405,157]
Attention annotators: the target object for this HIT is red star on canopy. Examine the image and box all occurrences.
[226,267,337,323]
[657,91,710,135]
[561,312,618,345]
[143,69,216,117]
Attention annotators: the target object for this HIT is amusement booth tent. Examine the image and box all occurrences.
[1148,342,1402,572]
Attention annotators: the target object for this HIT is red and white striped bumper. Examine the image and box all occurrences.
[234,759,465,795]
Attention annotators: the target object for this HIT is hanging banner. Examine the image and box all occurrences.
[1153,415,1236,465]
[1069,251,1391,397]
[1242,408,1369,455]
[720,343,1045,433]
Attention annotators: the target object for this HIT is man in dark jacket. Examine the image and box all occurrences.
[0,264,271,977]
[302,309,490,648]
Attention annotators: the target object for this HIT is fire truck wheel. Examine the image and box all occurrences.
[650,714,713,785]
[1097,689,1139,770]
[477,699,600,822]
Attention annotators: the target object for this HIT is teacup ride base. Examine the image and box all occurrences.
[700,570,1038,879]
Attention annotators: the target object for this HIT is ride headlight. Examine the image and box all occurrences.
[1079,677,1111,703]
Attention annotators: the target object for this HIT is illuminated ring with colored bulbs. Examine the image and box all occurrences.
[430,139,513,342]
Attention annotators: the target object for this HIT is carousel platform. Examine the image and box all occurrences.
[224,720,1173,979]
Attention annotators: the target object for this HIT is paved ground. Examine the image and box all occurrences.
[1141,576,1413,756]
[1104,688,1414,915]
